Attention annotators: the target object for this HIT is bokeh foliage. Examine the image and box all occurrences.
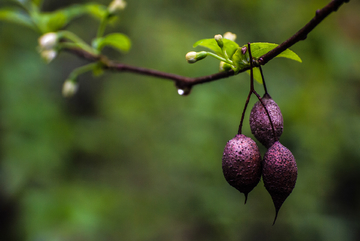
[1,0,360,240]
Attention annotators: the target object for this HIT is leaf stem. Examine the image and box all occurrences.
[96,13,110,39]
[238,90,252,135]
[254,64,277,141]
[68,62,99,80]
[207,52,233,65]
[58,31,98,56]
[259,65,269,95]
[238,43,254,135]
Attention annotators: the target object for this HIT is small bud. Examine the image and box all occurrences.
[40,49,57,63]
[185,51,197,63]
[241,46,247,55]
[108,0,127,14]
[38,32,59,50]
[62,80,79,98]
[185,51,207,63]
[224,32,237,41]
[219,61,232,72]
[214,34,224,48]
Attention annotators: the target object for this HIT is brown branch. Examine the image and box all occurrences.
[105,60,240,89]
[65,0,349,89]
[258,0,350,65]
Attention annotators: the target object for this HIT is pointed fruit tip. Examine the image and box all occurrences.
[272,208,279,226]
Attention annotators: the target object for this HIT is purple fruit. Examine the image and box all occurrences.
[249,93,283,148]
[222,134,262,204]
[262,141,297,225]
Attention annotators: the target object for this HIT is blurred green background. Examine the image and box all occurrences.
[1,0,360,240]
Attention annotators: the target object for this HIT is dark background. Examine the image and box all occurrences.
[0,0,360,240]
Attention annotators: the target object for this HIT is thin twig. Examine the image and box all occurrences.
[259,66,269,96]
[238,44,253,135]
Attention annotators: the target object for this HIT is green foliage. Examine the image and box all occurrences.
[190,37,302,78]
[0,2,110,33]
[231,46,250,71]
[0,8,36,30]
[0,0,131,96]
[246,68,263,84]
[193,38,239,59]
[32,4,109,33]
[31,0,44,7]
[92,33,131,53]
[247,42,302,62]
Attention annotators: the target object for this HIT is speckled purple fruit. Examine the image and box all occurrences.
[262,141,297,225]
[249,94,284,148]
[222,134,262,203]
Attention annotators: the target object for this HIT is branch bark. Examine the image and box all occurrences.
[66,0,349,89]
[258,0,350,65]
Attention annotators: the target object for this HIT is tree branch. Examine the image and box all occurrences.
[105,59,239,88]
[65,0,349,89]
[258,0,350,65]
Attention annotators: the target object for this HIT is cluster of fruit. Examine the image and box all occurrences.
[222,92,298,225]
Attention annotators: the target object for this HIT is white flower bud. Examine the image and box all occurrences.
[185,51,207,63]
[108,0,127,13]
[185,51,197,63]
[38,32,59,50]
[40,49,57,63]
[62,80,79,98]
[219,61,232,72]
[214,34,224,48]
[224,32,237,41]
[214,34,223,41]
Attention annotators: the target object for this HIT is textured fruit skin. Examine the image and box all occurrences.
[249,93,283,148]
[222,134,262,203]
[262,141,297,224]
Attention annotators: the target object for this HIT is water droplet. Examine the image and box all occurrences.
[177,87,191,96]
[177,89,185,95]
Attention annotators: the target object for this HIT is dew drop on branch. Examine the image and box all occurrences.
[177,87,191,96]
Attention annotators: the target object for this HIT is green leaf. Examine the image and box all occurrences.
[92,63,105,77]
[92,33,131,53]
[193,38,239,58]
[34,11,67,33]
[31,0,43,7]
[92,67,104,77]
[246,42,302,62]
[231,47,250,72]
[246,68,263,84]
[83,3,109,20]
[0,8,36,30]
[33,4,109,33]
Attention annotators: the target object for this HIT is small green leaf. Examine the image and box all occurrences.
[92,64,105,77]
[31,0,43,7]
[231,47,250,72]
[34,11,67,33]
[83,3,109,20]
[0,8,36,30]
[246,42,302,62]
[193,38,221,55]
[246,68,263,84]
[33,4,109,33]
[92,33,131,53]
[193,38,239,58]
